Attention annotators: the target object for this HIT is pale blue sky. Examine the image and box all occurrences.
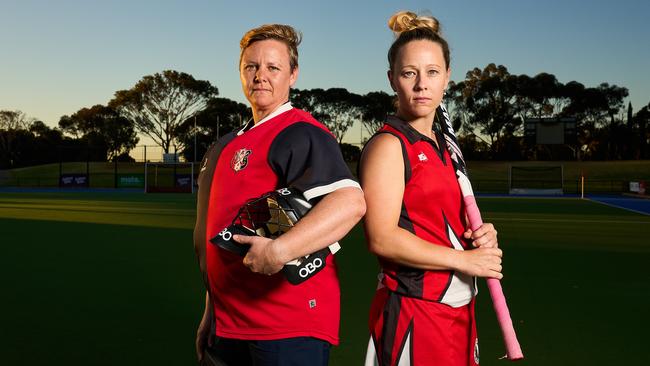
[1,0,649,143]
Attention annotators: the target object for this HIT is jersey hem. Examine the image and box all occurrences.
[384,285,477,308]
[215,329,339,346]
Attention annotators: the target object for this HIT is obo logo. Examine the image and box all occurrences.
[277,188,292,196]
[218,228,232,241]
[299,257,323,278]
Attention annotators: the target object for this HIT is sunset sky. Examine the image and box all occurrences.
[2,0,648,145]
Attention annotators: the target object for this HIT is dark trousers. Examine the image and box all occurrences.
[202,336,331,366]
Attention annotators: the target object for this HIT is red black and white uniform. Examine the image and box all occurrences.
[365,116,479,366]
[193,102,359,346]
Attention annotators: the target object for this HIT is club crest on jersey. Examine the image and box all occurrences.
[418,152,428,162]
[231,148,252,172]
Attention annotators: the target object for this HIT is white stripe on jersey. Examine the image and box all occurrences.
[439,223,478,308]
[364,337,379,366]
[303,179,361,201]
[364,330,412,366]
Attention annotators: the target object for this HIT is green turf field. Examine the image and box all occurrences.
[1,192,649,365]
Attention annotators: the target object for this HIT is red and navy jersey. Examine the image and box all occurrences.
[193,103,359,345]
[371,116,477,307]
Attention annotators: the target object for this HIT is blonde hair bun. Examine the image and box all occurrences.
[388,11,440,35]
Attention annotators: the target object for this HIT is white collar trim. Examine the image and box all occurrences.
[238,102,293,135]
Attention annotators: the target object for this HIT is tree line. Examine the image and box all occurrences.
[446,64,647,160]
[1,65,648,169]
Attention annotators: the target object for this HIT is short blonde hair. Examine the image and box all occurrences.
[239,24,302,70]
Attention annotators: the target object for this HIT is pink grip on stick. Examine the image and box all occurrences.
[463,195,524,360]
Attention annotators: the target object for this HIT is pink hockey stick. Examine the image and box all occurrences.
[439,104,523,360]
[457,173,523,360]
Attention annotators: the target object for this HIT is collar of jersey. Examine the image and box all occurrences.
[237,102,293,136]
[385,115,438,145]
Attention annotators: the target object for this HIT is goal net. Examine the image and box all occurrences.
[509,165,564,195]
[144,162,195,193]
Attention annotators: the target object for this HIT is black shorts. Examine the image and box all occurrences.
[202,336,331,366]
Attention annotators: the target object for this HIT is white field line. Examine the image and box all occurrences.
[484,216,650,225]
[585,198,650,217]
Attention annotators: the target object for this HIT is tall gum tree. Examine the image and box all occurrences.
[109,70,218,154]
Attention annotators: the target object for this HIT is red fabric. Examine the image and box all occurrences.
[205,108,340,345]
[378,124,471,302]
[369,287,479,366]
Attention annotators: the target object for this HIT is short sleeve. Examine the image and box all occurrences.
[268,122,360,201]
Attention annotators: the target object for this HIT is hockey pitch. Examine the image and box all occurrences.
[1,192,649,365]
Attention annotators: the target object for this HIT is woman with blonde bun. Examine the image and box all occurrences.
[361,11,503,366]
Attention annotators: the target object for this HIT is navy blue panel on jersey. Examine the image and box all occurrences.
[268,122,355,200]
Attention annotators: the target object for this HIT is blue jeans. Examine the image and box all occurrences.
[203,336,331,366]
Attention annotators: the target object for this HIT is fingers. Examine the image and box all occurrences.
[460,247,504,278]
[242,252,278,276]
[244,260,277,275]
[484,248,503,279]
[469,223,498,248]
[471,223,495,239]
[234,235,274,248]
[233,234,253,244]
[196,335,205,362]
[489,270,504,280]
[237,235,266,272]
[491,257,504,280]
[237,236,284,276]
[242,254,261,273]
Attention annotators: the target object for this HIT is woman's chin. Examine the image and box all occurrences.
[249,97,277,111]
[404,105,437,119]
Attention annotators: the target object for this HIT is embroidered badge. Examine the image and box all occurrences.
[309,299,317,308]
[231,148,251,172]
[418,152,428,162]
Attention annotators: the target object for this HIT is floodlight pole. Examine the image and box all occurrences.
[359,113,362,147]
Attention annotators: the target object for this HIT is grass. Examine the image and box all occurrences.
[466,160,650,181]
[0,193,199,365]
[466,160,650,193]
[1,192,649,365]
